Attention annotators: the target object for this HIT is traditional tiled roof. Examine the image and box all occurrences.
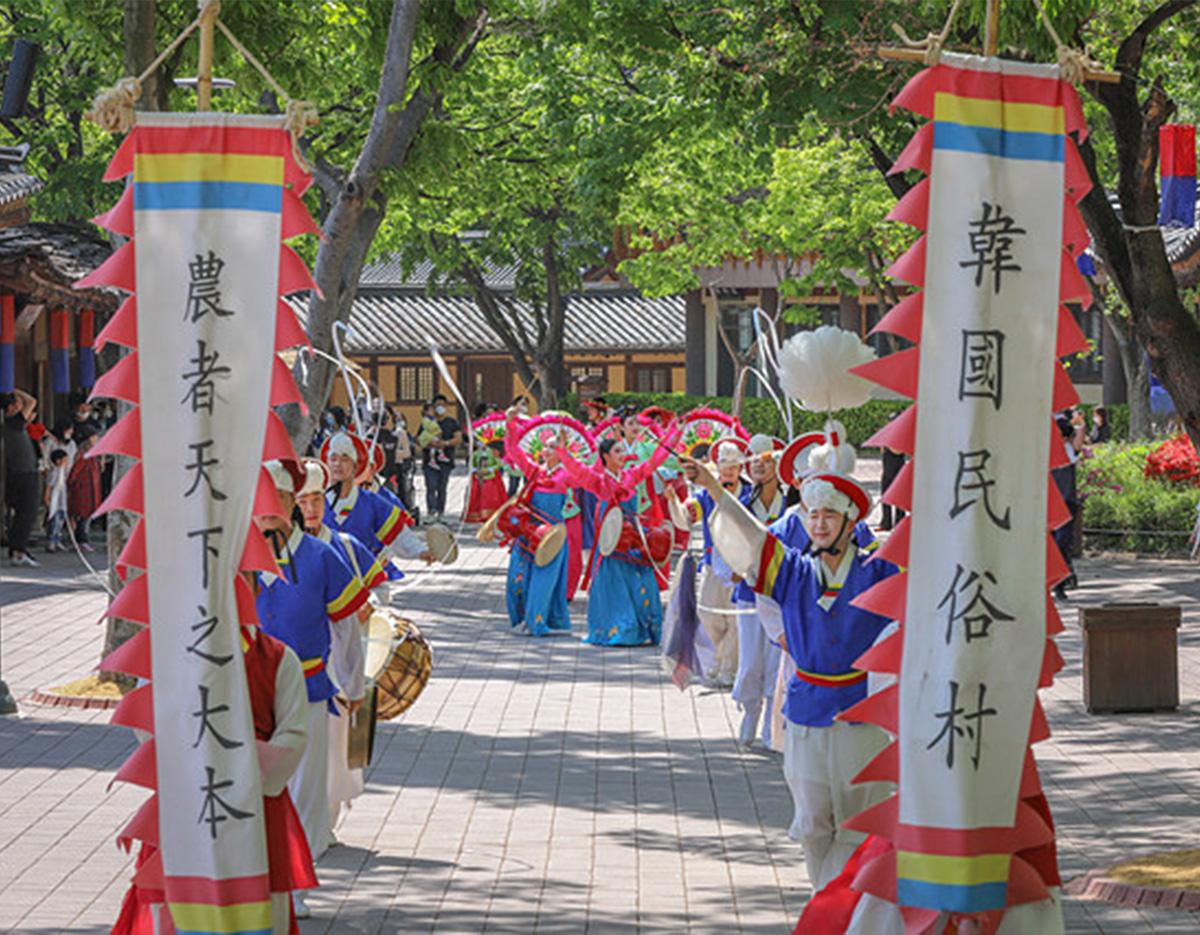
[289,286,685,355]
[0,223,117,312]
[0,171,43,210]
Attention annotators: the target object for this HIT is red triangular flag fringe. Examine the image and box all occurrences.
[99,627,151,680]
[837,683,899,734]
[75,239,135,292]
[117,517,147,574]
[872,514,910,568]
[886,177,930,231]
[89,409,141,459]
[111,683,154,733]
[850,348,920,401]
[871,292,923,345]
[91,350,139,404]
[275,300,310,351]
[95,295,137,351]
[1056,304,1090,359]
[850,570,908,622]
[241,526,280,575]
[1052,360,1080,411]
[95,462,144,516]
[106,573,150,625]
[890,122,933,177]
[279,243,320,298]
[92,183,134,237]
[112,739,157,791]
[864,404,917,453]
[262,411,298,465]
[885,236,927,288]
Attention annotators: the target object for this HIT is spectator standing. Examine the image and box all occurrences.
[44,448,69,552]
[1088,405,1111,445]
[2,389,40,567]
[421,394,462,522]
[43,419,76,469]
[68,429,103,552]
[1052,410,1084,600]
[879,445,906,531]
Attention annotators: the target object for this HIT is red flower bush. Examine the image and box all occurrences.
[1144,433,1200,486]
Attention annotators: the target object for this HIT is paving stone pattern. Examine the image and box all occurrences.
[2,471,1200,932]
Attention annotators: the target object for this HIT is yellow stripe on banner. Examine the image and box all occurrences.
[134,153,284,185]
[327,578,364,617]
[169,899,273,932]
[933,93,1064,135]
[897,851,1011,886]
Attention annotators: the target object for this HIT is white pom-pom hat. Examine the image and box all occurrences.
[265,459,305,495]
[799,472,871,522]
[710,436,749,466]
[777,325,877,413]
[299,457,332,497]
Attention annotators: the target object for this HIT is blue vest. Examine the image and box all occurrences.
[325,486,404,553]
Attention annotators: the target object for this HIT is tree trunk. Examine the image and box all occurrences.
[1105,309,1152,439]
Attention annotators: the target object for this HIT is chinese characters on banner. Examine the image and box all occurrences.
[848,52,1094,922]
[80,112,318,932]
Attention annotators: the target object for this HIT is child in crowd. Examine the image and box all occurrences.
[417,402,449,465]
[44,448,69,552]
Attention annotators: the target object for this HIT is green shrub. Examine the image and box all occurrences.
[1079,441,1199,553]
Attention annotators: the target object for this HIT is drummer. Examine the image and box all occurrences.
[500,411,572,636]
[323,431,433,568]
[682,436,751,687]
[558,423,681,647]
[295,457,389,837]
[254,460,371,917]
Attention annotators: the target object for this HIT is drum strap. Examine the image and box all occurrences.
[337,532,366,583]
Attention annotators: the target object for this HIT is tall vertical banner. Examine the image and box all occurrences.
[79,112,317,932]
[50,307,70,393]
[844,52,1092,928]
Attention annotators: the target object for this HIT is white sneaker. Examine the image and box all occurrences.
[10,552,39,568]
[293,892,311,919]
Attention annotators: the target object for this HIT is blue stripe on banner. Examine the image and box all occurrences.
[51,348,69,393]
[0,344,13,393]
[897,879,1009,913]
[1159,175,1197,227]
[133,181,282,213]
[934,122,1064,163]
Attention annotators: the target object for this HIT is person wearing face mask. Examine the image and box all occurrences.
[418,394,463,523]
[254,460,371,918]
[709,434,786,748]
[688,429,897,895]
[558,422,682,646]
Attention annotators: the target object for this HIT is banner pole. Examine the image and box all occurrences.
[196,0,218,111]
[984,0,1000,57]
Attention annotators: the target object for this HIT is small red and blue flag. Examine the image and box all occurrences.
[1159,123,1196,228]
[50,307,69,393]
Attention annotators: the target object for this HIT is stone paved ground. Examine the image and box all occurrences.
[3,469,1200,933]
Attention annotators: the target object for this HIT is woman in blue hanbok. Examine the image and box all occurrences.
[560,424,681,647]
[501,424,572,636]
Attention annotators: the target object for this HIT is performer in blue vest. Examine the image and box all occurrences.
[690,432,897,893]
[322,432,430,567]
[560,423,681,646]
[254,459,370,915]
[499,416,572,636]
[683,436,750,686]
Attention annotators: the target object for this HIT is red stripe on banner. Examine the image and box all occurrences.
[93,183,134,236]
[1056,303,1090,358]
[854,627,903,675]
[99,626,150,680]
[1039,638,1064,689]
[118,794,159,851]
[164,873,272,906]
[891,121,933,177]
[870,291,923,344]
[279,243,319,297]
[935,65,1069,111]
[864,403,917,454]
[107,573,150,624]
[235,573,259,625]
[886,176,930,230]
[96,461,144,516]
[282,187,321,240]
[885,235,926,287]
[262,410,298,464]
[872,513,911,567]
[853,739,899,785]
[837,682,898,733]
[111,682,154,732]
[90,409,141,459]
[241,525,280,575]
[850,347,920,400]
[850,570,907,621]
[117,517,147,575]
[1060,249,1092,306]
[75,239,135,292]
[0,293,13,342]
[50,308,69,349]
[112,738,157,790]
[96,295,137,351]
[275,300,310,351]
[124,125,290,159]
[1052,360,1080,410]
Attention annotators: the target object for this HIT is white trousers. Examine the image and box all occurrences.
[848,888,1064,934]
[783,720,890,892]
[327,707,365,845]
[290,700,330,863]
[732,608,780,707]
[697,566,738,685]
